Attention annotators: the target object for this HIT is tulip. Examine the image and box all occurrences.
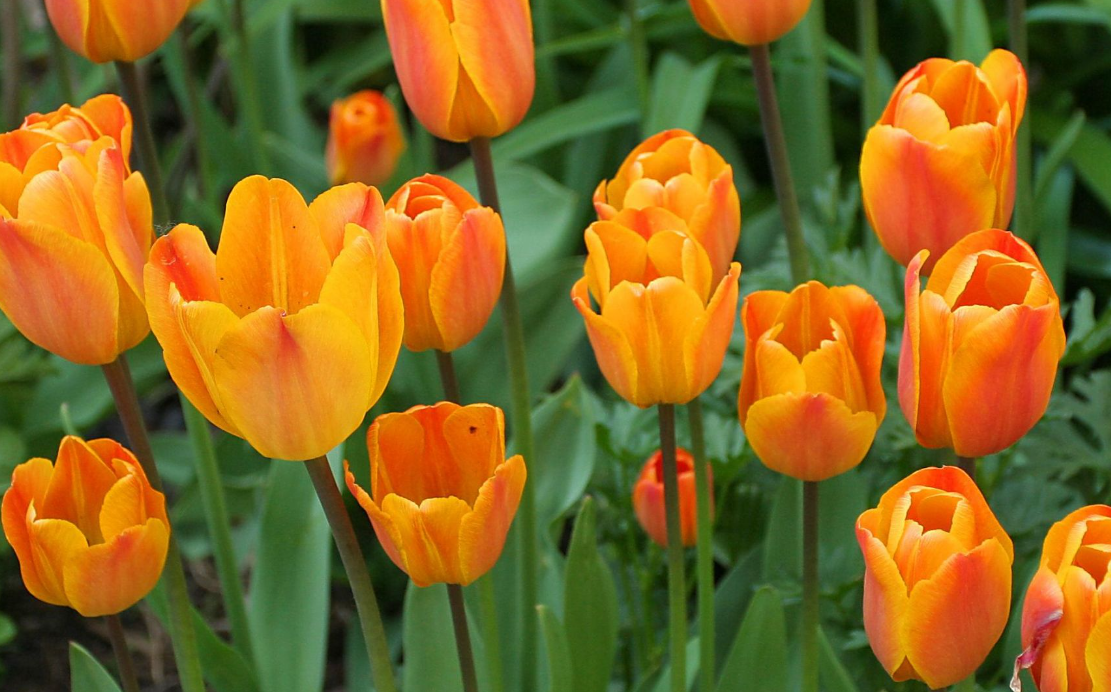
[144,176,403,461]
[1,436,169,617]
[45,0,193,64]
[900,228,1065,458]
[688,0,812,46]
[861,50,1027,270]
[385,175,505,352]
[571,207,741,408]
[738,281,885,481]
[381,0,534,142]
[326,91,406,187]
[345,402,526,587]
[1014,505,1111,692]
[856,466,1014,689]
[633,447,709,548]
[594,129,740,285]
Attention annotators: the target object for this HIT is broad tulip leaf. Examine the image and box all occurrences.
[929,0,993,61]
[645,52,721,135]
[69,642,123,692]
[494,89,640,161]
[818,628,862,692]
[563,497,619,692]
[716,586,788,692]
[531,376,597,528]
[537,605,573,692]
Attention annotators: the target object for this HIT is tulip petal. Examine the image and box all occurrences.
[830,285,886,419]
[460,454,526,585]
[980,49,1027,134]
[450,0,534,135]
[857,517,912,679]
[686,168,740,285]
[443,405,506,504]
[346,463,410,575]
[92,148,149,301]
[1,459,57,603]
[382,0,459,139]
[1087,610,1111,692]
[63,518,169,616]
[27,517,88,607]
[40,436,117,543]
[572,278,639,405]
[684,262,739,398]
[78,94,133,164]
[0,162,22,217]
[899,252,956,449]
[430,207,505,351]
[738,290,790,419]
[308,183,386,261]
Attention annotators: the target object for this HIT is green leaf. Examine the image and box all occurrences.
[1027,3,1111,28]
[563,497,619,692]
[929,0,993,61]
[1034,111,1086,206]
[531,376,597,528]
[1033,111,1111,218]
[818,627,862,692]
[537,605,573,692]
[762,478,802,583]
[69,642,123,692]
[645,53,721,135]
[402,583,463,692]
[716,586,788,692]
[494,89,640,162]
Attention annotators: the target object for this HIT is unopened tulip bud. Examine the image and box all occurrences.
[326,90,406,187]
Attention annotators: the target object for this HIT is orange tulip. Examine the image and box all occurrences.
[345,402,527,587]
[899,228,1065,458]
[856,466,1014,689]
[738,281,885,481]
[571,208,741,408]
[688,0,812,46]
[594,129,740,285]
[144,177,403,461]
[45,0,192,63]
[861,50,1027,270]
[633,447,710,548]
[0,141,152,365]
[385,175,505,352]
[1,436,169,617]
[326,90,406,187]
[381,0,534,142]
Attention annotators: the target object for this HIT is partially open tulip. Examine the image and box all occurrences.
[688,0,812,46]
[594,130,740,284]
[0,141,152,365]
[633,447,710,548]
[1,436,169,617]
[861,50,1027,270]
[900,229,1065,458]
[45,0,192,64]
[1015,505,1111,692]
[326,90,406,187]
[381,0,534,142]
[144,176,403,461]
[345,402,526,587]
[856,466,1014,689]
[738,281,885,481]
[571,208,741,408]
[385,175,505,352]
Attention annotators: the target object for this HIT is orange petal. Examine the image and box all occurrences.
[693,0,812,46]
[441,404,506,503]
[459,454,526,584]
[738,290,790,418]
[346,462,409,575]
[927,229,1055,302]
[92,148,150,300]
[685,166,740,285]
[78,94,133,164]
[683,262,739,399]
[980,49,1027,134]
[40,436,118,543]
[830,285,887,419]
[382,0,460,140]
[375,493,470,586]
[2,459,58,603]
[572,278,640,405]
[26,517,88,607]
[63,518,169,616]
[857,515,912,678]
[308,183,387,261]
[429,207,505,351]
[1087,610,1111,692]
[927,61,1001,128]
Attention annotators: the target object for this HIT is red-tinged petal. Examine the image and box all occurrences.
[980,49,1027,134]
[382,0,459,140]
[442,404,506,502]
[830,285,887,419]
[40,436,117,543]
[0,162,23,217]
[386,209,445,351]
[63,518,169,616]
[460,454,526,584]
[738,289,790,419]
[696,0,812,46]
[429,207,505,351]
[572,278,640,406]
[1087,610,1111,692]
[928,61,1000,128]
[857,517,912,678]
[899,254,955,449]
[346,462,409,576]
[93,148,149,301]
[928,229,1055,301]
[2,459,56,602]
[684,262,740,400]
[633,475,668,547]
[78,95,133,164]
[1017,567,1065,685]
[308,183,386,261]
[892,92,951,142]
[686,168,741,285]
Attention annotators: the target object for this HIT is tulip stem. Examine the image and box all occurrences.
[303,457,398,692]
[174,24,213,201]
[218,0,272,174]
[658,404,687,692]
[750,44,811,286]
[478,575,506,692]
[1009,0,1034,241]
[436,350,463,405]
[114,61,171,225]
[101,356,206,692]
[626,0,651,126]
[802,480,820,692]
[952,0,966,60]
[448,584,480,692]
[45,17,77,105]
[105,614,141,692]
[688,398,714,692]
[470,135,539,692]
[1,0,21,130]
[857,0,881,129]
[957,456,977,483]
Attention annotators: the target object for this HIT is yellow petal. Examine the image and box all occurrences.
[683,262,739,401]
[572,277,640,405]
[459,455,526,584]
[40,436,118,544]
[63,519,169,616]
[1087,610,1111,692]
[308,182,387,261]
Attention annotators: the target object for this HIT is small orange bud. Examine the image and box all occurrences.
[326,91,406,187]
[45,0,192,63]
[633,448,710,548]
[688,0,812,46]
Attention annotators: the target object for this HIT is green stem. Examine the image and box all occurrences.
[303,457,398,692]
[180,398,255,666]
[750,44,811,285]
[469,135,539,692]
[105,614,141,692]
[626,0,650,127]
[2,0,21,130]
[173,25,213,201]
[100,357,205,692]
[802,481,820,692]
[1009,0,1034,240]
[114,61,171,223]
[436,350,462,405]
[448,584,480,692]
[952,674,977,691]
[688,398,714,692]
[857,0,881,129]
[957,456,977,483]
[45,15,77,105]
[658,404,686,692]
[222,0,271,174]
[478,576,506,692]
[952,0,966,60]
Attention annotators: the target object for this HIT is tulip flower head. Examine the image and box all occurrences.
[738,281,886,482]
[861,50,1027,270]
[1,436,169,617]
[688,0,812,46]
[385,175,505,352]
[1016,505,1111,692]
[381,0,534,142]
[856,466,1014,689]
[144,177,403,462]
[345,402,527,587]
[633,447,710,548]
[594,129,740,284]
[45,0,193,63]
[900,229,1065,458]
[326,90,406,187]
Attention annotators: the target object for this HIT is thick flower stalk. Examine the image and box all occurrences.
[326,90,406,187]
[688,0,812,46]
[45,0,193,63]
[633,447,710,548]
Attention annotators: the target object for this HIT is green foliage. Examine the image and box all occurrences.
[69,643,123,692]
[563,497,620,692]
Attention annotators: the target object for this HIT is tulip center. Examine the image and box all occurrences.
[949,254,1037,310]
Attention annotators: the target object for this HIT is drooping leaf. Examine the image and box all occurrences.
[563,497,619,692]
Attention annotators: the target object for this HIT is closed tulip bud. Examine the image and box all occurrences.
[345,402,527,587]
[571,208,741,408]
[688,0,812,46]
[144,176,403,462]
[861,50,1027,270]
[326,91,406,187]
[900,228,1065,458]
[381,0,534,142]
[0,142,152,365]
[594,129,740,285]
[856,466,1014,689]
[1015,505,1111,692]
[633,448,709,548]
[1,436,170,617]
[738,281,885,481]
[45,0,192,64]
[385,175,505,352]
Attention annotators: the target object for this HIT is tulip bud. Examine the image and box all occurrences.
[1015,505,1111,692]
[900,228,1065,458]
[738,281,885,481]
[345,402,527,587]
[633,448,709,548]
[688,0,812,46]
[381,0,534,142]
[143,176,404,461]
[1,436,170,617]
[594,129,740,285]
[45,0,192,64]
[861,50,1027,270]
[326,91,406,187]
[856,466,1014,689]
[571,207,741,408]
